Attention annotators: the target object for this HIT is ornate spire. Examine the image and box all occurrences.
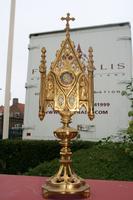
[88,47,94,72]
[77,44,82,58]
[61,13,75,36]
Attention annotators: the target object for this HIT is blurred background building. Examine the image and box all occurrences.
[0,98,24,139]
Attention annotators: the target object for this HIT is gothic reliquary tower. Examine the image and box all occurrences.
[39,13,95,198]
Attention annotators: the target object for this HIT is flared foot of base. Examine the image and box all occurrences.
[42,183,90,199]
[42,189,90,199]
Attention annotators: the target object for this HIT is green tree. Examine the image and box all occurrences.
[121,78,133,141]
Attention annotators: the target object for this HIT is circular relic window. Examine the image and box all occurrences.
[60,71,75,86]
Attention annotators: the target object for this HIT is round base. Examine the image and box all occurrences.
[42,177,90,198]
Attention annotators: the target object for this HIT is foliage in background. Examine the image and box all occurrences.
[121,78,133,157]
[26,142,133,181]
[121,78,133,140]
[0,140,59,174]
[0,139,133,181]
[0,140,95,174]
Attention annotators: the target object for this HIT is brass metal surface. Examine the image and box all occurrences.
[39,13,95,198]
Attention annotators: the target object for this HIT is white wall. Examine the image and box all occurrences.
[23,23,132,140]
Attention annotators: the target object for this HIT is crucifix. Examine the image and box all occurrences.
[61,13,75,35]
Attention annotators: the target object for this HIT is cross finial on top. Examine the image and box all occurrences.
[61,13,75,36]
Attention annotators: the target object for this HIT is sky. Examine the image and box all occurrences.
[0,0,133,105]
